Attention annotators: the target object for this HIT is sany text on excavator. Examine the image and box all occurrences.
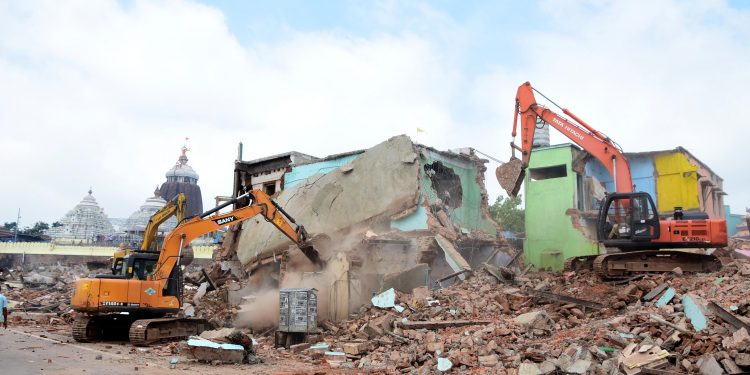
[496,82,727,278]
[72,189,324,345]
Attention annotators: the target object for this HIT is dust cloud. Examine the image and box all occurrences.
[232,230,373,330]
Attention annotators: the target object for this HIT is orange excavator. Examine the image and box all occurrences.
[72,189,323,345]
[496,82,727,278]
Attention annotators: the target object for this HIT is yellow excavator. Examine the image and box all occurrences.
[72,189,324,345]
[111,193,187,275]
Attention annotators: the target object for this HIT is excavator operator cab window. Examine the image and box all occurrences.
[127,256,157,280]
[600,193,660,242]
[631,195,655,221]
[629,194,658,240]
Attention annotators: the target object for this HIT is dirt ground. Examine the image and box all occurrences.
[0,324,329,374]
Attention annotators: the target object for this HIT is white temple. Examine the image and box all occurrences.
[124,187,178,236]
[47,189,115,244]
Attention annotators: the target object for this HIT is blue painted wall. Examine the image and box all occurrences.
[585,154,656,198]
[283,154,360,188]
[391,198,429,231]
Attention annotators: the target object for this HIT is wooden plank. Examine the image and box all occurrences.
[532,290,603,310]
[707,301,750,332]
[641,283,669,302]
[398,320,493,330]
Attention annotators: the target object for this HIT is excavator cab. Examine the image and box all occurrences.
[123,253,159,280]
[597,192,660,249]
[97,252,159,279]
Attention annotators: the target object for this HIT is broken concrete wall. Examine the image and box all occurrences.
[235,135,421,269]
[419,148,497,236]
[390,147,498,238]
[227,135,508,323]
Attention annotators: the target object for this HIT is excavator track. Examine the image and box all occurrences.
[72,314,132,342]
[129,317,211,346]
[563,255,599,272]
[593,250,722,280]
[72,316,96,342]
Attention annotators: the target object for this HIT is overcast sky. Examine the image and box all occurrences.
[1,0,748,226]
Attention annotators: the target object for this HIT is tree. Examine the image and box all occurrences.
[52,221,62,228]
[3,222,16,231]
[489,195,525,233]
[22,221,50,237]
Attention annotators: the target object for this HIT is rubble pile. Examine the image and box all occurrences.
[0,264,100,325]
[8,250,750,374]
[184,262,244,328]
[279,259,750,374]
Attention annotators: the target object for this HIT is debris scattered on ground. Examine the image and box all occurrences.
[268,257,750,373]
[5,241,750,373]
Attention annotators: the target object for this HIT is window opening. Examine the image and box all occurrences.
[529,165,567,180]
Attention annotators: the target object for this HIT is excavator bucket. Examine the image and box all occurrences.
[297,233,331,268]
[496,156,525,197]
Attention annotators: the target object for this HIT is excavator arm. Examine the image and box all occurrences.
[498,82,633,196]
[140,193,187,252]
[152,189,322,284]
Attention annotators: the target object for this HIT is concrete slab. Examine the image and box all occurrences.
[381,263,429,293]
[515,310,554,330]
[236,135,421,268]
[184,337,245,364]
[655,288,676,307]
[698,355,724,375]
[434,234,471,279]
[682,294,707,331]
[371,288,396,309]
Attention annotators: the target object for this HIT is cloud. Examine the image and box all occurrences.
[0,0,464,224]
[473,0,750,212]
[0,0,747,226]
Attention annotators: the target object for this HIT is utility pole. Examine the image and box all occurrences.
[13,208,20,242]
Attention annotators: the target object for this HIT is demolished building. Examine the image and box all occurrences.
[215,135,512,323]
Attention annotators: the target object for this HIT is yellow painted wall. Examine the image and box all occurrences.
[0,242,215,259]
[654,152,700,212]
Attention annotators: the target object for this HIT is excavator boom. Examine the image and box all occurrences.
[498,82,633,196]
[110,193,187,275]
[141,193,186,252]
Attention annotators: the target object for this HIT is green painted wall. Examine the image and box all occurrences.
[419,150,497,235]
[524,145,597,271]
